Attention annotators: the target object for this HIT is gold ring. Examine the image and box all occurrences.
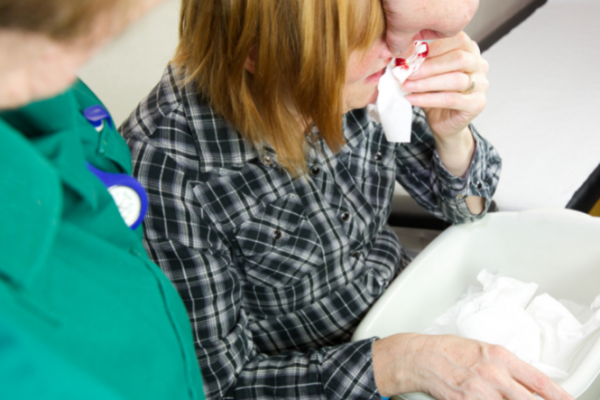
[461,72,476,94]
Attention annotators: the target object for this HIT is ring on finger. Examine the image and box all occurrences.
[461,72,476,94]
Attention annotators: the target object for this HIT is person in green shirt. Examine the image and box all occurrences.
[0,0,205,399]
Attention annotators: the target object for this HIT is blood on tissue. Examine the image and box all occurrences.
[415,41,429,58]
[419,42,429,58]
[395,58,409,70]
[395,42,429,70]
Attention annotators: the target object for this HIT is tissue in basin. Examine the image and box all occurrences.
[351,210,600,400]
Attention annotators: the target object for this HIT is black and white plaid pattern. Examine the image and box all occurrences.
[120,66,501,400]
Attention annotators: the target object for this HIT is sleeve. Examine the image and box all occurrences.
[127,138,383,400]
[395,107,502,224]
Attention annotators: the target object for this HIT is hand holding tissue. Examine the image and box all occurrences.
[425,270,600,381]
[369,41,429,143]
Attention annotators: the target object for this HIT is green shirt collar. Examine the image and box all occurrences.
[1,89,100,211]
[0,119,62,289]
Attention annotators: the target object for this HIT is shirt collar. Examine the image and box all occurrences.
[179,80,261,168]
[0,119,62,290]
[1,89,100,211]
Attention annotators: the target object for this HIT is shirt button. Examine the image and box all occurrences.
[340,212,351,222]
[476,182,483,190]
[311,165,321,176]
[262,155,273,166]
[351,251,361,259]
[374,152,383,162]
[273,229,282,241]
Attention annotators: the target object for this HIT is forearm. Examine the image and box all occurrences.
[429,122,500,222]
[434,126,485,215]
[433,126,475,178]
[396,110,501,224]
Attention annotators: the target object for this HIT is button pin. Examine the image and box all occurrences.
[83,105,113,132]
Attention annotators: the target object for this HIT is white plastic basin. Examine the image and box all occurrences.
[353,209,600,400]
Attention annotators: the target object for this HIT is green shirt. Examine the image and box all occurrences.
[0,81,205,400]
[0,308,125,400]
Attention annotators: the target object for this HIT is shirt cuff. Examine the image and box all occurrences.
[431,125,497,221]
[322,337,384,400]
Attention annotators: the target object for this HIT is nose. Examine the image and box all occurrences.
[385,31,419,58]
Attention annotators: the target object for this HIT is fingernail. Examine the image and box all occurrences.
[391,46,402,57]
[403,81,415,90]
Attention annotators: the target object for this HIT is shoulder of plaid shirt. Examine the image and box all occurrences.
[120,65,502,400]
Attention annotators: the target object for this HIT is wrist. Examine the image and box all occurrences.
[433,125,472,147]
[434,126,476,178]
[373,333,424,398]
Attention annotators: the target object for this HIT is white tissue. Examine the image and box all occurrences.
[369,41,429,143]
[528,294,600,375]
[424,270,600,380]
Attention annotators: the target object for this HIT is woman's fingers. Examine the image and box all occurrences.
[407,91,487,115]
[375,334,575,400]
[501,379,553,400]
[400,31,489,139]
[403,71,487,94]
[409,48,486,80]
[507,355,573,400]
[476,344,573,400]
[426,31,481,59]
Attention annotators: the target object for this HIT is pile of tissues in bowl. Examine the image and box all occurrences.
[425,270,600,380]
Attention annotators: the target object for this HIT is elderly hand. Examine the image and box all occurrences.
[373,333,574,400]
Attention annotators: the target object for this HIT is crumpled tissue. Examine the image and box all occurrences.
[424,270,600,380]
[368,41,429,143]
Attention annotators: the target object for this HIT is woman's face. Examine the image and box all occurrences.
[0,0,162,110]
[342,36,394,113]
[342,0,478,113]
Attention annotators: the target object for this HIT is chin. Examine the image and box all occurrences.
[362,89,379,108]
[346,89,379,112]
[369,88,379,105]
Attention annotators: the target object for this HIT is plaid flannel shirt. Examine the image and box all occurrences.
[120,65,501,400]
